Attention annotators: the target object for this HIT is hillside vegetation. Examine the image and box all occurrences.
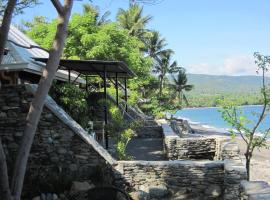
[179,74,270,107]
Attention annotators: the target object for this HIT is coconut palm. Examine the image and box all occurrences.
[143,30,173,59]
[117,4,152,39]
[83,4,111,26]
[171,68,194,106]
[153,50,180,97]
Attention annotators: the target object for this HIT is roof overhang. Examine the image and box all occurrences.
[0,62,86,84]
[32,58,136,79]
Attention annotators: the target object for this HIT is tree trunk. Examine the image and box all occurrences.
[9,1,73,199]
[179,91,182,105]
[245,153,251,181]
[159,76,163,97]
[0,139,12,200]
[0,0,17,64]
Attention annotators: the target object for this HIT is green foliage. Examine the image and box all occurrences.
[103,102,141,160]
[116,128,134,160]
[50,83,90,128]
[143,30,168,58]
[218,53,270,180]
[117,4,152,38]
[23,16,58,50]
[153,50,180,97]
[170,68,194,106]
[24,4,187,119]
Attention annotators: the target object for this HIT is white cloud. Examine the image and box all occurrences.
[186,55,258,76]
[222,55,257,75]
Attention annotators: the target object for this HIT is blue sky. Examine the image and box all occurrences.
[13,0,270,75]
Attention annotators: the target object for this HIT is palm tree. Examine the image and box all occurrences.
[83,4,111,26]
[143,30,173,59]
[153,50,180,97]
[171,68,193,106]
[117,4,152,39]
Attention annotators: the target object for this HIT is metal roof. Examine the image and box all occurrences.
[1,25,85,84]
[33,58,136,79]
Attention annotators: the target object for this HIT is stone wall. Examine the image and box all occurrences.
[240,180,270,200]
[162,124,217,160]
[222,142,247,200]
[0,85,116,198]
[114,160,225,199]
[170,119,193,136]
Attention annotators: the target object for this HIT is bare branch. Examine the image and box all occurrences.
[50,0,63,14]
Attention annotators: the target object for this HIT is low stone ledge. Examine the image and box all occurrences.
[114,160,224,199]
[161,123,177,137]
[117,159,224,166]
[170,118,193,135]
[222,142,241,161]
[224,159,247,200]
[240,180,270,200]
[162,121,217,160]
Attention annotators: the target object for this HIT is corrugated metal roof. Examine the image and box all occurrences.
[8,25,48,60]
[33,58,136,78]
[1,25,85,84]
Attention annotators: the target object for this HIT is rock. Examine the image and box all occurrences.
[59,193,67,200]
[57,148,67,154]
[69,164,78,171]
[149,184,169,198]
[70,181,94,193]
[46,193,53,200]
[0,112,7,118]
[130,190,150,200]
[41,193,46,200]
[32,196,41,200]
[14,131,23,138]
[205,185,222,197]
[53,194,58,200]
[139,185,150,193]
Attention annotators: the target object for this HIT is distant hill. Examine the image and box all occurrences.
[169,74,270,95]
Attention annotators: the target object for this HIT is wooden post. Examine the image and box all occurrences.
[124,77,128,112]
[86,75,88,93]
[103,69,108,149]
[115,73,119,107]
[68,68,71,83]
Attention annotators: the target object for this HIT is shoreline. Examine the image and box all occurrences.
[179,104,263,110]
[190,123,270,184]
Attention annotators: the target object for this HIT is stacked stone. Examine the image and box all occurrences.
[170,118,193,135]
[214,137,230,160]
[114,160,224,199]
[0,85,109,198]
[163,124,217,160]
[222,142,247,200]
[223,160,247,200]
[240,180,270,200]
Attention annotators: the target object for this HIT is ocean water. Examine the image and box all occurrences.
[174,105,270,133]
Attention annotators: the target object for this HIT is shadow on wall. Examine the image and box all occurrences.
[0,85,111,198]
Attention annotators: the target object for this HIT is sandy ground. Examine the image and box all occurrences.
[190,124,270,184]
